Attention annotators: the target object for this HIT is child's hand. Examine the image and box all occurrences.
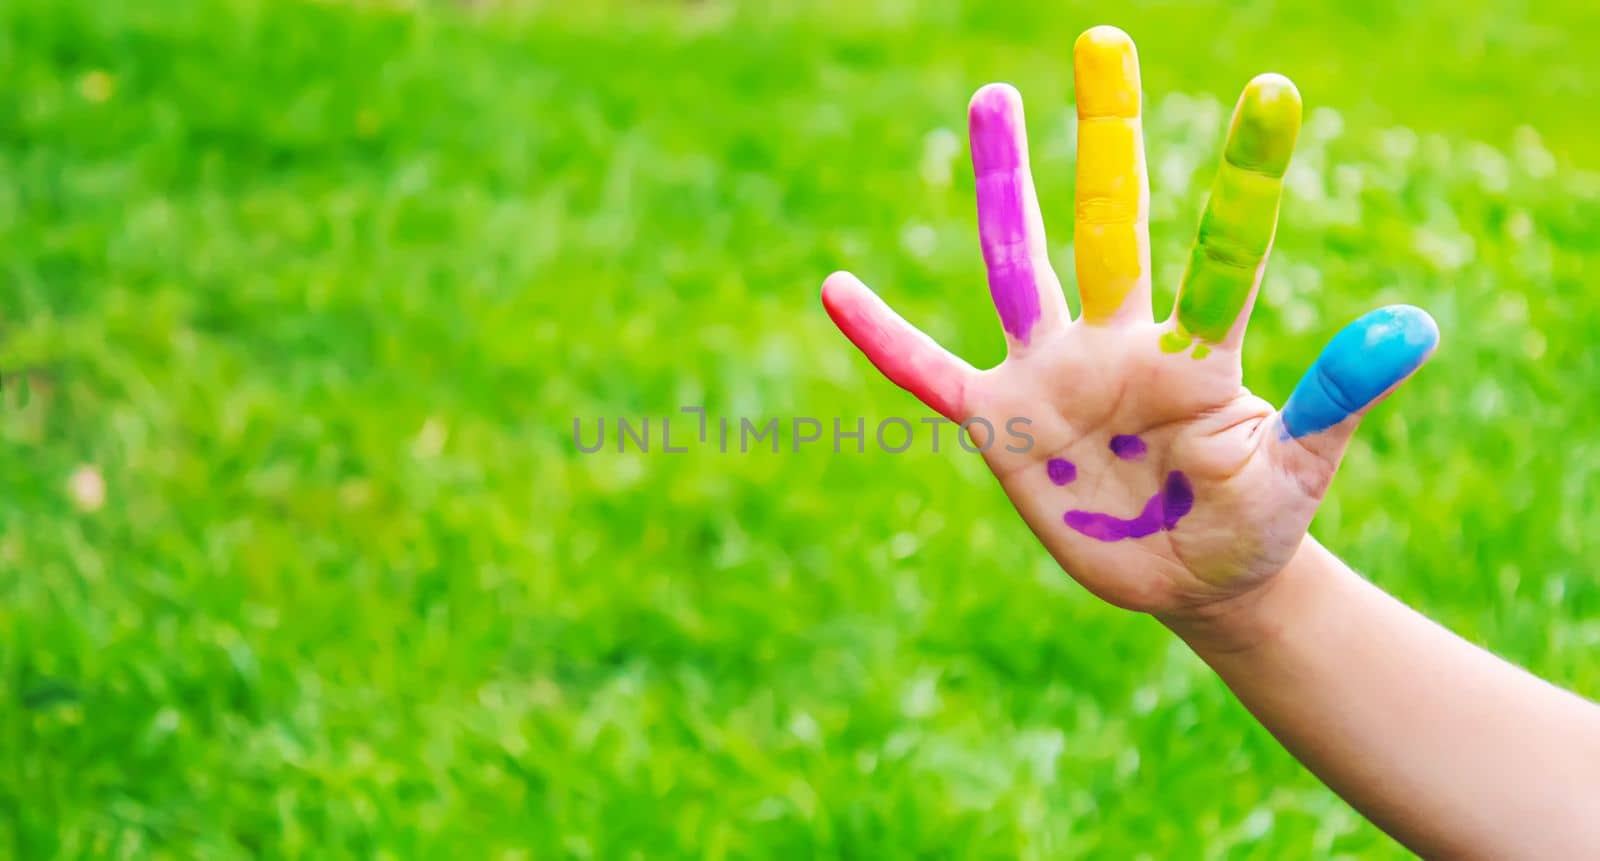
[821,26,1438,615]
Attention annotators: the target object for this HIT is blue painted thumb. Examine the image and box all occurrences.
[1279,305,1439,441]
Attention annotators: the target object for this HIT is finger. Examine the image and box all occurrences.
[1165,73,1302,355]
[1073,25,1152,325]
[821,271,976,421]
[969,83,1069,351]
[1276,305,1439,461]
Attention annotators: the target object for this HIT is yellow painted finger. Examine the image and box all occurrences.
[1073,25,1151,324]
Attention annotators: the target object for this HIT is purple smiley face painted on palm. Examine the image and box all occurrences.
[1047,435,1195,542]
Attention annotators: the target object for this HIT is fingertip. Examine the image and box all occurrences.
[821,270,868,318]
[821,269,859,297]
[1247,72,1301,106]
[1075,24,1135,56]
[1227,73,1303,176]
[1349,305,1440,369]
[969,83,1027,171]
[969,82,1023,123]
[1378,304,1441,356]
[1074,25,1140,119]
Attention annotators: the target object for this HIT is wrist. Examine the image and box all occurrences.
[1156,535,1337,657]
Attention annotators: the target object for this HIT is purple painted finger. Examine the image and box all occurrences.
[969,83,1066,348]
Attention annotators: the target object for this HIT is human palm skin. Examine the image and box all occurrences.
[822,27,1438,616]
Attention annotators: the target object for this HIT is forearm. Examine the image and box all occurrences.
[1162,537,1600,859]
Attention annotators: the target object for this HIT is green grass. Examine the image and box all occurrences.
[2,0,1599,857]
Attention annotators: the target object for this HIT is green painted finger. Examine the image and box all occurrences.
[1168,73,1302,350]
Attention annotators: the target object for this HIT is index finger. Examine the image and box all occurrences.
[1165,73,1302,355]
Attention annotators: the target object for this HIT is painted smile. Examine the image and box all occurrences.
[1064,470,1194,541]
[1047,435,1196,542]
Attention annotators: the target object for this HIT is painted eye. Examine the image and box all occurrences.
[1053,435,1194,542]
[1047,458,1077,485]
[1109,434,1146,460]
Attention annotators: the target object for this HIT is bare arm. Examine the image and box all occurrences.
[1166,538,1600,859]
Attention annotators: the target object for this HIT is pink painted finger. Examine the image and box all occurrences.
[969,83,1069,352]
[821,271,974,421]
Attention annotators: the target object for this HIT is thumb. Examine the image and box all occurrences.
[1274,305,1440,467]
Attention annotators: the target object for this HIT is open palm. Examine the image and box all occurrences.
[822,26,1438,615]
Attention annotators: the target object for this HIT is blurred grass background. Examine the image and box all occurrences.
[2,0,1599,857]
